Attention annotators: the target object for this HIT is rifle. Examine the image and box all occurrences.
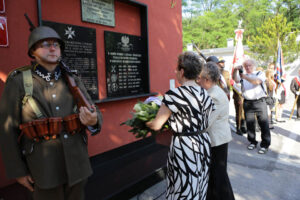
[289,89,300,120]
[24,14,94,113]
[60,60,94,113]
[24,13,36,31]
[191,41,207,62]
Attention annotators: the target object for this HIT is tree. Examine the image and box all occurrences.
[182,0,274,50]
[182,0,222,23]
[274,0,300,30]
[223,0,274,41]
[183,9,238,50]
[247,14,299,63]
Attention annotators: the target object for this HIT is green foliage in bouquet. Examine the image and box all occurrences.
[121,99,169,138]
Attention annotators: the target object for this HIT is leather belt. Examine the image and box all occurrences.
[19,113,84,142]
[173,128,208,136]
[244,97,265,102]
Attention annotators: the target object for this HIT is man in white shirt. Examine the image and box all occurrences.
[233,59,271,154]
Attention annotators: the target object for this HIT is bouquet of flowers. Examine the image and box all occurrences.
[121,96,169,138]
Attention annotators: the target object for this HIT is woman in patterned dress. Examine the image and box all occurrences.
[146,51,214,200]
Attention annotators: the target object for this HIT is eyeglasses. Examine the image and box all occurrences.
[244,64,253,67]
[38,41,60,49]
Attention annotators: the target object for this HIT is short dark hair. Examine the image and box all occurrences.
[202,62,220,83]
[177,51,203,80]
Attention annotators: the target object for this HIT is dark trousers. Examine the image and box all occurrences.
[297,98,300,118]
[33,180,87,200]
[207,143,235,200]
[243,98,271,148]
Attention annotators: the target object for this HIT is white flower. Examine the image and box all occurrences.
[144,96,162,106]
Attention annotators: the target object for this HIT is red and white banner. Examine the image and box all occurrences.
[229,28,245,87]
[0,16,9,47]
[232,29,245,69]
[0,0,5,13]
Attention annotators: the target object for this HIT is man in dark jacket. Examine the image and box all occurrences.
[290,68,300,120]
[0,26,102,200]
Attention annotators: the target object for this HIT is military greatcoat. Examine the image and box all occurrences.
[0,63,102,189]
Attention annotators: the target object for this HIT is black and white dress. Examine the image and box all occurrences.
[162,81,214,200]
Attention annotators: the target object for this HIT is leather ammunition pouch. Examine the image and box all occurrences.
[19,114,83,142]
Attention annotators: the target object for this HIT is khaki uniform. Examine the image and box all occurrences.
[0,64,102,190]
[290,77,300,118]
[232,89,246,132]
[217,70,231,100]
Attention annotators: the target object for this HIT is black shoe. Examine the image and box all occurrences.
[269,125,274,129]
[241,127,247,133]
[236,129,243,136]
[295,118,300,121]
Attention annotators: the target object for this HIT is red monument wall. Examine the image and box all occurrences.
[0,0,182,188]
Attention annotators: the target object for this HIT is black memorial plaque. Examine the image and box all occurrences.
[104,31,149,97]
[43,21,99,100]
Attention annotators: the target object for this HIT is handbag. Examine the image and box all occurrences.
[259,78,275,106]
[265,96,275,106]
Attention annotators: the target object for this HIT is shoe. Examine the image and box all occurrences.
[247,144,256,150]
[241,127,247,133]
[276,119,285,123]
[295,118,300,121]
[258,147,268,154]
[236,129,243,136]
[270,120,276,124]
[269,125,274,129]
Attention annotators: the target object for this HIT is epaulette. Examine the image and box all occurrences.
[7,65,32,78]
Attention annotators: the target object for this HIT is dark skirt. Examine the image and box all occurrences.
[206,143,235,200]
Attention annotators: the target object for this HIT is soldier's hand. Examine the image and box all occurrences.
[227,93,230,101]
[79,105,98,126]
[16,175,34,192]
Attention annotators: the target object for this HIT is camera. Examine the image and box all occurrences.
[238,68,243,74]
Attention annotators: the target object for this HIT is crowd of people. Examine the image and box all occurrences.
[147,51,299,199]
[0,23,299,200]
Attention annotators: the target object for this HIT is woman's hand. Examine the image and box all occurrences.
[146,104,171,131]
[79,105,98,126]
[16,175,34,192]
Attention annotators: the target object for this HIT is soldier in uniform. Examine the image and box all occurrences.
[0,26,102,200]
[290,68,300,120]
[206,56,231,100]
[232,82,247,135]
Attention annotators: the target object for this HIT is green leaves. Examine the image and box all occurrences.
[182,0,299,63]
[121,100,169,138]
[247,14,299,63]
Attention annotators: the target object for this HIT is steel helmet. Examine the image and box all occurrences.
[28,26,65,58]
